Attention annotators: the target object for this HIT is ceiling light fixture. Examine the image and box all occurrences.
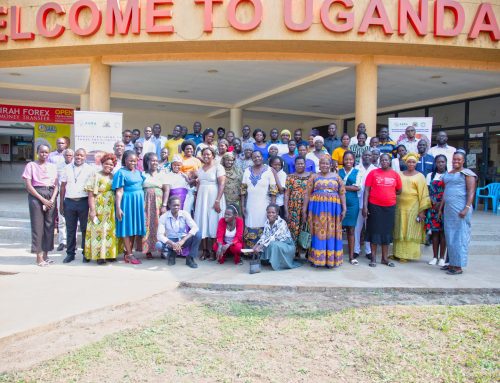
[207,69,218,74]
[8,72,22,76]
[176,90,189,93]
[431,75,442,79]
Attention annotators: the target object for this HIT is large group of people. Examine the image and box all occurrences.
[23,122,477,275]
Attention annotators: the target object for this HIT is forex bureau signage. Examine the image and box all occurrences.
[0,0,498,43]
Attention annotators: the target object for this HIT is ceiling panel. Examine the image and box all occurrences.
[111,61,341,104]
[0,65,89,90]
[111,98,218,114]
[0,88,80,106]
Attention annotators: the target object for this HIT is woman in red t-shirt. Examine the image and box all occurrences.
[362,153,402,267]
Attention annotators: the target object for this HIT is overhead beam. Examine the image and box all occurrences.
[0,82,82,95]
[111,92,232,109]
[246,107,339,120]
[208,66,350,118]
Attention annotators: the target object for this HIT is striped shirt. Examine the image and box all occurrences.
[349,144,370,165]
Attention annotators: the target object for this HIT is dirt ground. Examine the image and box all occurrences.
[1,286,498,375]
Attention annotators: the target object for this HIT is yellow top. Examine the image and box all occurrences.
[332,147,347,169]
[164,138,183,162]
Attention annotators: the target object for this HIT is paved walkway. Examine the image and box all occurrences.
[0,190,499,340]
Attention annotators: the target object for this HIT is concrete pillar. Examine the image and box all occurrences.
[355,56,378,137]
[89,57,110,112]
[230,108,243,136]
[80,93,89,111]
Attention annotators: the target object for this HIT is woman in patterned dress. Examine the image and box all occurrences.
[142,152,170,259]
[221,152,243,215]
[84,153,118,264]
[303,155,346,268]
[284,156,311,257]
[425,154,447,266]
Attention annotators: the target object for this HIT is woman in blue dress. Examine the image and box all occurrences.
[252,128,269,161]
[440,150,477,275]
[112,150,146,265]
[339,151,361,265]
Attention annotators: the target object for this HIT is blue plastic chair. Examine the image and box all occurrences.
[475,183,500,214]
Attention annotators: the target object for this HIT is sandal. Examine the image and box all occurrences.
[350,259,359,265]
[369,262,376,267]
[446,269,463,275]
[382,261,396,267]
[200,250,209,261]
[37,260,49,267]
[208,251,217,261]
[44,259,55,264]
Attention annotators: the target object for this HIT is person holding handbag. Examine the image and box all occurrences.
[284,156,312,258]
[252,204,300,271]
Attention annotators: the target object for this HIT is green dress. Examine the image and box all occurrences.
[84,171,118,261]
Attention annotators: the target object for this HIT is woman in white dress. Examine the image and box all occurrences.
[194,147,226,261]
[240,150,278,248]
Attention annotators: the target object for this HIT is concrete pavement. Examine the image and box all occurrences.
[0,190,499,340]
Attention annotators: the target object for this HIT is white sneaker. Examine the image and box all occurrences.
[428,258,438,265]
[438,259,446,267]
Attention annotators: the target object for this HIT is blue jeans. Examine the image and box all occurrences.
[155,232,201,259]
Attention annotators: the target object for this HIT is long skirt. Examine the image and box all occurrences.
[308,193,343,267]
[260,239,300,271]
[444,206,472,268]
[366,203,396,245]
[85,190,118,261]
[28,186,56,253]
[142,187,162,254]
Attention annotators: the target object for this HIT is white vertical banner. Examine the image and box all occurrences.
[74,111,122,154]
[388,117,433,145]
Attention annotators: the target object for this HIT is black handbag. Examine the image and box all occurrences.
[249,252,261,274]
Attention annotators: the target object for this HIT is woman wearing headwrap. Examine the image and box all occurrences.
[277,130,291,155]
[221,152,243,214]
[165,155,191,211]
[268,143,280,158]
[306,135,328,172]
[236,142,254,172]
[393,152,431,262]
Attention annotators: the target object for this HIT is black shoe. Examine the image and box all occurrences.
[167,253,176,266]
[186,256,198,269]
[63,255,75,263]
[107,258,117,262]
[365,253,372,260]
[96,259,106,265]
[83,257,90,263]
[160,252,167,260]
[57,244,66,251]
[353,253,359,259]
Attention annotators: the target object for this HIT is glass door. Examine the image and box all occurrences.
[467,127,488,186]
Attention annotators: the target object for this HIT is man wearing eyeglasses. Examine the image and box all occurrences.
[397,126,419,153]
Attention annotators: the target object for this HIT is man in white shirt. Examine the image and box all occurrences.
[397,125,419,154]
[156,196,201,268]
[55,149,74,251]
[138,126,159,155]
[428,131,456,171]
[350,123,372,146]
[354,149,377,259]
[59,148,94,263]
[152,123,168,155]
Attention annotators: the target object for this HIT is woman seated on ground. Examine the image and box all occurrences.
[252,204,301,271]
[213,205,244,265]
[156,196,200,268]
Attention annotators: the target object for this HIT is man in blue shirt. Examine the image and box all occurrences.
[185,121,203,147]
[416,139,434,177]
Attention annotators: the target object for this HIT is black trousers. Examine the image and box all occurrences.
[64,198,89,257]
[28,187,56,253]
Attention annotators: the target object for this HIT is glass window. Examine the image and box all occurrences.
[377,113,395,127]
[345,119,355,135]
[469,96,500,125]
[429,102,465,129]
[487,125,500,183]
[11,136,33,162]
[397,109,426,118]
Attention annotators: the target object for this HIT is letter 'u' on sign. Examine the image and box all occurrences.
[227,0,263,31]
